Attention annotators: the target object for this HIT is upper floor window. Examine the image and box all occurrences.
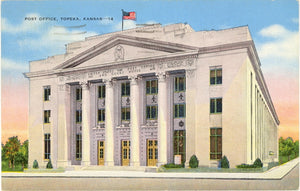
[146,80,158,94]
[44,86,51,101]
[210,98,222,114]
[98,109,105,122]
[174,104,185,118]
[76,88,82,101]
[146,105,157,120]
[210,68,222,85]
[76,110,82,123]
[210,128,222,160]
[121,107,130,121]
[44,110,51,123]
[174,77,185,92]
[98,85,106,99]
[121,82,130,97]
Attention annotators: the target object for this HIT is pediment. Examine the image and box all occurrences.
[54,35,198,70]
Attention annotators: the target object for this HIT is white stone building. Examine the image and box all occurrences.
[24,23,279,168]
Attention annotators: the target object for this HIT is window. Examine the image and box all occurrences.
[146,105,157,120]
[44,86,51,101]
[174,76,185,92]
[210,128,222,160]
[76,134,82,160]
[44,110,51,123]
[174,130,186,164]
[44,134,51,160]
[76,88,82,101]
[76,110,82,123]
[174,104,185,118]
[98,85,105,99]
[210,68,222,85]
[121,82,130,96]
[98,109,105,122]
[210,98,222,113]
[121,107,130,121]
[146,80,158,94]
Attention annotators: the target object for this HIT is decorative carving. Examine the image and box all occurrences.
[186,69,196,78]
[126,97,130,105]
[156,72,166,82]
[129,75,139,86]
[80,81,90,90]
[179,120,184,127]
[178,93,184,101]
[58,84,70,92]
[114,45,124,61]
[151,95,157,103]
[103,79,113,88]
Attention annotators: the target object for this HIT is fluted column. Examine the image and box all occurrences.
[157,72,168,166]
[104,79,115,166]
[81,81,91,166]
[129,75,140,166]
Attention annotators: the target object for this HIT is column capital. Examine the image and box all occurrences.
[103,79,115,88]
[58,84,70,92]
[80,81,90,90]
[186,69,196,79]
[129,75,141,86]
[156,72,169,82]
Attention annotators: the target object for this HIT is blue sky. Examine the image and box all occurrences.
[1,0,299,142]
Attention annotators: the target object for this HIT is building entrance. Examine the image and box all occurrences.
[147,140,158,166]
[98,141,105,165]
[121,140,130,166]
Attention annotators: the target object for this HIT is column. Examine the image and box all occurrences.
[157,72,168,166]
[104,79,115,166]
[129,76,140,166]
[57,84,71,167]
[81,81,91,166]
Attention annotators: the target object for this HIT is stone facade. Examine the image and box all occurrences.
[24,23,279,168]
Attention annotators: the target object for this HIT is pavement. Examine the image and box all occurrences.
[2,158,299,180]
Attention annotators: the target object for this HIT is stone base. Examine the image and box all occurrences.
[130,161,140,167]
[105,161,115,166]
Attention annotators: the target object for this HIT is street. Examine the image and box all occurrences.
[2,164,299,190]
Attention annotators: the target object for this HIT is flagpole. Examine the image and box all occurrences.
[121,9,124,31]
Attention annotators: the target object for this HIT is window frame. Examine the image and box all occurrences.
[174,104,186,118]
[121,82,130,97]
[97,109,105,122]
[76,134,82,160]
[121,107,130,121]
[174,76,186,92]
[210,128,222,160]
[210,68,222,85]
[76,110,82,123]
[146,105,158,120]
[76,88,82,101]
[44,86,51,101]
[210,98,222,114]
[146,79,158,95]
[173,130,186,164]
[98,85,106,99]
[44,110,51,124]
[44,134,51,160]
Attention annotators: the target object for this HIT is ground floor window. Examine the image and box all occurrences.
[210,128,222,160]
[76,134,82,160]
[173,130,186,164]
[44,134,51,160]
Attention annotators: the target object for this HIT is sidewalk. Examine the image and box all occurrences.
[2,158,298,180]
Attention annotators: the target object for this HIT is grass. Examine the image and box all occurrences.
[159,166,267,173]
[279,153,298,164]
[2,160,24,172]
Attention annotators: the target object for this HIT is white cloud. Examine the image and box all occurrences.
[17,26,98,55]
[292,18,299,24]
[257,24,299,75]
[2,13,44,33]
[1,58,28,71]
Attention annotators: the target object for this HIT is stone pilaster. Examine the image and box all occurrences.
[104,79,115,166]
[156,72,168,166]
[129,75,141,166]
[81,81,91,166]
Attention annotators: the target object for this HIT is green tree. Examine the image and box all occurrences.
[293,140,299,157]
[3,136,21,169]
[279,137,294,161]
[16,140,28,169]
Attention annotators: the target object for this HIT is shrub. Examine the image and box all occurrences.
[220,156,230,168]
[236,164,256,168]
[33,160,39,169]
[189,155,199,168]
[253,158,263,168]
[163,163,184,168]
[46,160,53,169]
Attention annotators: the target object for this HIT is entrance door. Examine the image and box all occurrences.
[147,140,158,166]
[121,140,130,166]
[98,141,105,165]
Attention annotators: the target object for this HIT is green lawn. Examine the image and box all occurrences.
[159,166,267,173]
[2,160,24,172]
